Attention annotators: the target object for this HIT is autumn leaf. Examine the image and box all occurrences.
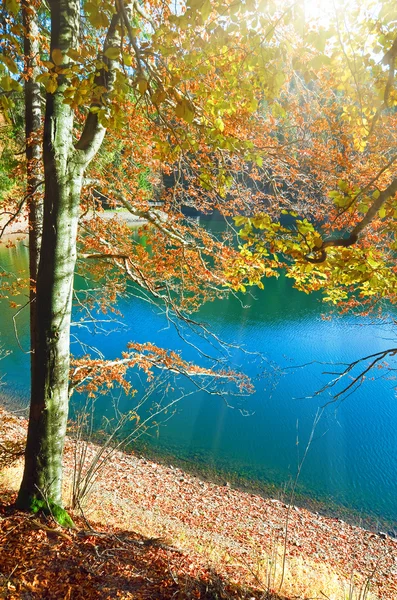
[51,49,63,66]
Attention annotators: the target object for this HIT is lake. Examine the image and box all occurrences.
[1,220,396,528]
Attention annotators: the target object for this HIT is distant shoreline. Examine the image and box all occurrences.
[0,208,149,240]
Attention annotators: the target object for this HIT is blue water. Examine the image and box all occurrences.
[0,224,396,525]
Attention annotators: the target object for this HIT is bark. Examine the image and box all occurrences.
[17,0,115,514]
[17,0,84,511]
[22,0,43,397]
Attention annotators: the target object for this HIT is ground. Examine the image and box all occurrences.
[1,406,396,599]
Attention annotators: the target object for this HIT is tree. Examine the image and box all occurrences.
[232,0,397,397]
[0,0,303,521]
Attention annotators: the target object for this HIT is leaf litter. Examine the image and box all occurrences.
[1,406,396,599]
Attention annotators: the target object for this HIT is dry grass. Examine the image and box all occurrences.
[0,462,23,493]
[253,551,379,600]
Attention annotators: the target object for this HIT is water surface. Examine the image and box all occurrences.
[0,225,396,526]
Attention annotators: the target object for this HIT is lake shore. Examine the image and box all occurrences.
[1,403,396,599]
[0,208,147,240]
[127,438,397,534]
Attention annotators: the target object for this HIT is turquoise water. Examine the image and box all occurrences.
[0,224,396,525]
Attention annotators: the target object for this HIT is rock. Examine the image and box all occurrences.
[387,530,397,540]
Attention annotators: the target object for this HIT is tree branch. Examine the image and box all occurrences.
[305,177,397,263]
[367,35,397,138]
[74,10,121,158]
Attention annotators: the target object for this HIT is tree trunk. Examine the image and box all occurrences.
[17,0,82,518]
[22,0,43,395]
[17,0,109,520]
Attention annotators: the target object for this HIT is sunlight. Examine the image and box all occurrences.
[304,0,333,25]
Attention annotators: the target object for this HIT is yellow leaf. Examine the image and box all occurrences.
[175,98,195,123]
[10,78,22,91]
[45,77,58,94]
[122,53,133,66]
[104,47,120,60]
[5,0,19,15]
[51,49,63,66]
[0,76,12,91]
[201,0,211,20]
[1,55,18,74]
[137,77,148,94]
[214,117,224,132]
[152,89,166,105]
[313,235,323,248]
[66,48,80,61]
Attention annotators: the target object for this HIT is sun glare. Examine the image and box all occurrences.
[303,0,333,26]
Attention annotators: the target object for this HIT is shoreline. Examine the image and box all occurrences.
[1,390,396,537]
[128,439,397,536]
[0,208,147,241]
[1,402,397,599]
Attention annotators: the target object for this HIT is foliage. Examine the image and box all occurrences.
[0,117,19,199]
[229,0,397,316]
[0,0,312,513]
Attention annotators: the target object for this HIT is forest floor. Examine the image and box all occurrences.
[1,406,397,600]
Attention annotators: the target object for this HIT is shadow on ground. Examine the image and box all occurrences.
[0,496,288,600]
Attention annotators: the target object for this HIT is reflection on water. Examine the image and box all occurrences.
[0,225,396,525]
